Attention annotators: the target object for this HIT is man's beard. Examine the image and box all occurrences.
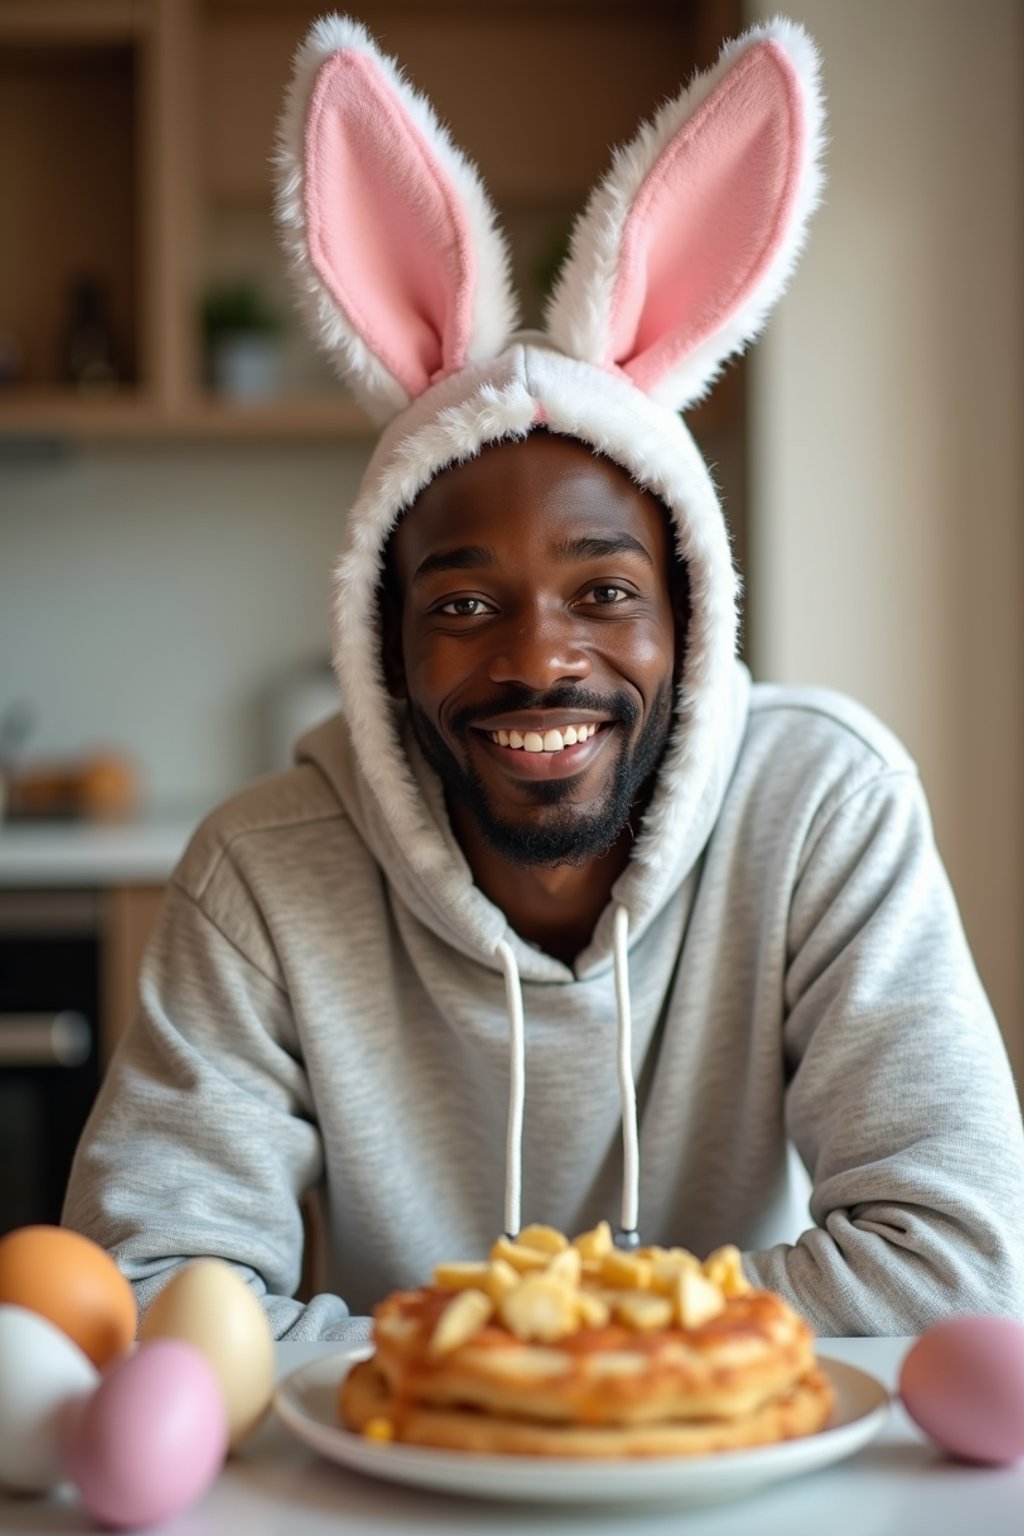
[409,682,675,868]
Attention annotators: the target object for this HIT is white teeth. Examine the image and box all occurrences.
[489,723,600,752]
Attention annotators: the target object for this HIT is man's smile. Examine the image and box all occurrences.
[472,720,613,779]
[488,721,600,750]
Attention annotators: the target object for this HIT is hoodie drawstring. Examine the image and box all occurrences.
[495,939,525,1239]
[612,904,640,1247]
[495,903,640,1246]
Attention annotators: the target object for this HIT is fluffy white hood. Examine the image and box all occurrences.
[278,12,824,969]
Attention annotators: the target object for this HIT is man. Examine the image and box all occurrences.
[65,15,1024,1340]
[380,431,686,964]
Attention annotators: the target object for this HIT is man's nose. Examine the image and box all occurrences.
[487,612,592,690]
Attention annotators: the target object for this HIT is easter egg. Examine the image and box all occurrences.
[138,1258,275,1448]
[899,1315,1024,1465]
[0,1225,136,1368]
[62,1338,229,1528]
[0,1304,99,1492]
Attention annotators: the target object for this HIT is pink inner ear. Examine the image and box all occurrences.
[304,51,476,399]
[608,40,803,393]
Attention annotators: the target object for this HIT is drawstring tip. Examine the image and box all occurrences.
[613,1226,641,1251]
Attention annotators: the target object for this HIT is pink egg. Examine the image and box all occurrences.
[900,1315,1024,1465]
[62,1339,229,1528]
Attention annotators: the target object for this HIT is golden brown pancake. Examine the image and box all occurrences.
[342,1356,835,1458]
[371,1284,816,1424]
[337,1226,835,1459]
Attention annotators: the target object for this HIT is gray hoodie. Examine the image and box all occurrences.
[63,662,1024,1340]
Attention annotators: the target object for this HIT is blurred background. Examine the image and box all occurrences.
[0,0,1021,1230]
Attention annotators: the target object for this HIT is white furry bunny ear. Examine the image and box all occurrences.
[275,15,518,424]
[545,20,825,412]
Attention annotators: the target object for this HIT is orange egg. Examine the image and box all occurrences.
[0,1226,136,1367]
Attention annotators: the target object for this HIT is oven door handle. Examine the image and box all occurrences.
[0,1012,93,1068]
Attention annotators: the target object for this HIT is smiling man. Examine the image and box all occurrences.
[385,432,682,962]
[64,16,1024,1341]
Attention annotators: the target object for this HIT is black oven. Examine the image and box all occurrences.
[0,891,102,1234]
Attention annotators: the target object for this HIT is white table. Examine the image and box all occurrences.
[3,1338,1023,1535]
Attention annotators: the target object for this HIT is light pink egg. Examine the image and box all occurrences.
[62,1338,229,1528]
[900,1315,1024,1465]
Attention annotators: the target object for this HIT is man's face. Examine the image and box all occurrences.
[385,433,683,867]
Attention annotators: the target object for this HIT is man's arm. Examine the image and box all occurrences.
[744,768,1024,1335]
[62,878,366,1343]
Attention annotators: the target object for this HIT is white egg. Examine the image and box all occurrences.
[0,1304,99,1492]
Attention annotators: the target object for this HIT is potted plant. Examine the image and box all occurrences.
[201,279,284,402]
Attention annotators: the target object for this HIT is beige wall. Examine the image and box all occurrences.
[1,443,370,811]
[747,0,1024,1077]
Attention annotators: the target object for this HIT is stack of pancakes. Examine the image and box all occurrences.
[340,1224,834,1457]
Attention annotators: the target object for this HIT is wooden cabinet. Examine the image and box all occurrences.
[0,0,743,445]
[0,881,163,1067]
[101,884,165,1061]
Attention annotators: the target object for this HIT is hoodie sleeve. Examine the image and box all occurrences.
[62,874,368,1344]
[743,766,1024,1335]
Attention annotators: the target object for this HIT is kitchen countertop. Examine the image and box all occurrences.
[0,815,199,886]
[3,1336,1023,1535]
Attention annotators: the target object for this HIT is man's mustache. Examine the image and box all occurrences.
[450,686,639,737]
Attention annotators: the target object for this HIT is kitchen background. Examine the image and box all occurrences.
[1,0,1021,1230]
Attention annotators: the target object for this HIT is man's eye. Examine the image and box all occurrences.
[438,596,490,617]
[587,585,630,605]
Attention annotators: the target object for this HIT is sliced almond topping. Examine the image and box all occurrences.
[428,1287,494,1357]
[482,1257,520,1304]
[499,1274,579,1342]
[674,1268,726,1329]
[575,1292,612,1329]
[425,1231,744,1352]
[590,1286,630,1309]
[599,1250,653,1290]
[517,1223,569,1254]
[546,1247,582,1286]
[433,1260,491,1290]
[649,1249,701,1295]
[490,1235,552,1273]
[702,1244,752,1297]
[572,1220,614,1260]
[613,1291,674,1332]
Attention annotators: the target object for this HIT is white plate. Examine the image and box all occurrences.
[273,1348,889,1507]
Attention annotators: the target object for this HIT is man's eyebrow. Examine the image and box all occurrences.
[411,533,654,584]
[553,534,654,566]
[412,546,494,583]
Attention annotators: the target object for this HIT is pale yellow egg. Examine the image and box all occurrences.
[138,1259,275,1449]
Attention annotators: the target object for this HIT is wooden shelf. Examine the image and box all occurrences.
[0,0,744,453]
[0,2,142,45]
[0,375,742,445]
[0,391,374,443]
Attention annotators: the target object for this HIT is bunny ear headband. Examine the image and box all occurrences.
[274,15,825,881]
[275,14,824,423]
